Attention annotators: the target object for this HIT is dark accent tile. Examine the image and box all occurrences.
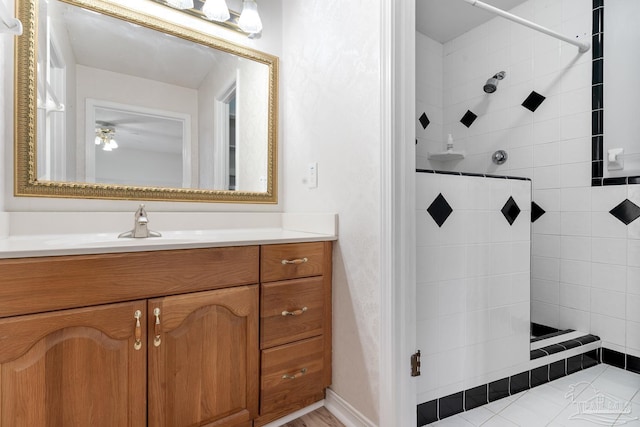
[576,334,599,345]
[592,59,603,84]
[592,33,603,59]
[530,349,547,360]
[510,372,530,394]
[592,178,603,186]
[484,174,508,179]
[465,384,488,410]
[603,177,628,186]
[531,323,560,338]
[501,196,521,226]
[531,201,546,223]
[549,360,566,381]
[522,91,546,112]
[592,160,603,178]
[567,355,583,374]
[629,177,640,184]
[627,354,640,375]
[531,365,549,387]
[592,7,603,34]
[583,349,600,369]
[559,340,582,350]
[416,169,436,174]
[416,139,418,145]
[439,392,463,419]
[592,136,603,161]
[427,193,453,227]
[593,0,603,9]
[592,84,603,110]
[488,378,510,402]
[460,110,478,128]
[461,172,486,178]
[610,199,640,225]
[592,110,603,135]
[417,399,438,426]
[419,112,430,129]
[541,344,566,355]
[602,348,626,369]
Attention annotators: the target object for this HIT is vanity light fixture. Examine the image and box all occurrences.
[152,0,262,38]
[95,128,118,152]
[165,0,195,10]
[202,0,230,22]
[238,0,262,34]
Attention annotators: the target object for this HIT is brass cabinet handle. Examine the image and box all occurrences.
[282,368,307,380]
[153,307,161,347]
[281,257,308,265]
[281,307,308,317]
[134,310,142,350]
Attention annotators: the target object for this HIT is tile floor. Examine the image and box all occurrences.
[431,364,640,426]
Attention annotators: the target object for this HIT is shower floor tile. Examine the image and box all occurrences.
[430,365,640,426]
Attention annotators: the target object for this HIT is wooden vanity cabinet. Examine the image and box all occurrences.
[0,241,332,427]
[255,242,333,426]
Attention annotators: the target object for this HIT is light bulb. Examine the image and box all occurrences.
[203,0,230,22]
[95,136,102,145]
[238,0,262,34]
[102,143,112,151]
[165,0,194,9]
[109,139,118,149]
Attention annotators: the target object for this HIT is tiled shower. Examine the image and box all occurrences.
[416,0,640,424]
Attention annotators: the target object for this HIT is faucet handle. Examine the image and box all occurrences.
[135,204,147,218]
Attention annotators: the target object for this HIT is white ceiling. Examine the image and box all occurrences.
[416,0,528,43]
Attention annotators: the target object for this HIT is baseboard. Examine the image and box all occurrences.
[325,389,377,427]
[260,400,325,427]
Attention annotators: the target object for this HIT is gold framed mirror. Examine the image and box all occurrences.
[15,0,278,203]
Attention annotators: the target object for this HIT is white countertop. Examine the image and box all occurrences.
[0,228,337,259]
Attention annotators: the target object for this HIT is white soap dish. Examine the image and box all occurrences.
[427,150,465,161]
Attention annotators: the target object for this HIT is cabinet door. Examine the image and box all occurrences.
[0,301,147,427]
[148,285,259,427]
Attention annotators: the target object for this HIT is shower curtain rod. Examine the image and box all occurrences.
[0,0,22,35]
[463,0,590,53]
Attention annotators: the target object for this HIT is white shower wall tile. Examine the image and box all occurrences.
[415,172,531,400]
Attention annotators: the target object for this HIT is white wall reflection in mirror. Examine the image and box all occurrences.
[36,0,270,192]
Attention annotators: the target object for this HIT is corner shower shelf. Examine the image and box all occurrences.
[427,150,466,161]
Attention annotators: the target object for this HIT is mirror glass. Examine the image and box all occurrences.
[602,0,640,178]
[16,0,277,203]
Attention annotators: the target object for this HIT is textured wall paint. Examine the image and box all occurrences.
[281,0,382,423]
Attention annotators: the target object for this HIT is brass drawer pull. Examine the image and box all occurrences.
[282,368,307,380]
[281,257,308,265]
[282,307,308,317]
[134,310,142,350]
[153,307,162,347]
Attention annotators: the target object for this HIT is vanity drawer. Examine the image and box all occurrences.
[260,277,324,349]
[260,242,325,282]
[260,336,325,415]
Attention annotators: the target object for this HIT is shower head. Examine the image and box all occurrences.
[483,71,506,93]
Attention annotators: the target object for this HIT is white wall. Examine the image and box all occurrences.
[415,0,640,361]
[74,65,198,183]
[416,172,531,404]
[281,0,382,423]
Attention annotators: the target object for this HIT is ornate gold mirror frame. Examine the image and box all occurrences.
[14,0,278,203]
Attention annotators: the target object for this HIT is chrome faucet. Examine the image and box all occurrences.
[118,204,162,238]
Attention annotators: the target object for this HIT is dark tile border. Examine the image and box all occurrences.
[416,347,600,425]
[590,0,640,186]
[416,346,640,425]
[531,334,600,360]
[530,323,561,339]
[416,169,532,181]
